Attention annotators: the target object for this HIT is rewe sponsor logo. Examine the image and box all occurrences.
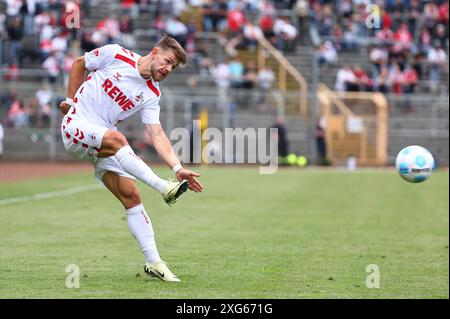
[101,79,135,111]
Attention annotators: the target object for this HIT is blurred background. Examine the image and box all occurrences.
[0,0,448,168]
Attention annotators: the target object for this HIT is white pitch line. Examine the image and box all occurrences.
[0,184,102,206]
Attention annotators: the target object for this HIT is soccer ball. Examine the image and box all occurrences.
[395,145,435,183]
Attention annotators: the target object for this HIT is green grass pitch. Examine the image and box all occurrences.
[0,166,448,298]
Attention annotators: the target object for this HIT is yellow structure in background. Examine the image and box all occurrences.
[219,32,389,166]
[255,37,388,166]
[318,85,388,166]
[200,108,208,164]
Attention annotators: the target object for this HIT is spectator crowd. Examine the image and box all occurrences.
[0,0,449,129]
[314,0,449,94]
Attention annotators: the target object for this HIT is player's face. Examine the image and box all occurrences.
[150,48,179,82]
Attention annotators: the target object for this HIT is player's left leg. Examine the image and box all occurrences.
[101,171,180,282]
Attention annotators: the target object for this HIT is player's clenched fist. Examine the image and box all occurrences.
[59,98,74,115]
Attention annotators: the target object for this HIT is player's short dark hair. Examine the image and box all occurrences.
[155,36,187,66]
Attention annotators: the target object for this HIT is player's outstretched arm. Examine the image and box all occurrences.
[145,124,203,193]
[59,56,86,115]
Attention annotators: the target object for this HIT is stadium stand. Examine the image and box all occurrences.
[0,0,448,166]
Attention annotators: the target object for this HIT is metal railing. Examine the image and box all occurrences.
[0,87,447,165]
[257,35,309,117]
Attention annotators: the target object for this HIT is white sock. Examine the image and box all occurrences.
[125,203,162,264]
[115,145,167,193]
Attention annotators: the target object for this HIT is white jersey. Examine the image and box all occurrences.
[73,44,161,128]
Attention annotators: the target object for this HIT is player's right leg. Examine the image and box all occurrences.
[101,171,180,282]
[61,117,188,205]
[98,130,189,206]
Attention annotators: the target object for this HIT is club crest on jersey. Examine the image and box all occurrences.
[113,72,122,81]
[134,92,144,104]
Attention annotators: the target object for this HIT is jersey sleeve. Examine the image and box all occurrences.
[84,44,120,71]
[140,99,161,125]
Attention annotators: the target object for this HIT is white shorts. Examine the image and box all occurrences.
[94,156,135,183]
[61,114,107,161]
[61,114,135,183]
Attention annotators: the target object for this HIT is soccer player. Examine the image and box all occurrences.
[59,36,203,282]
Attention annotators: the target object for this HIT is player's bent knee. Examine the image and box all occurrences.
[102,130,128,151]
[121,187,142,207]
